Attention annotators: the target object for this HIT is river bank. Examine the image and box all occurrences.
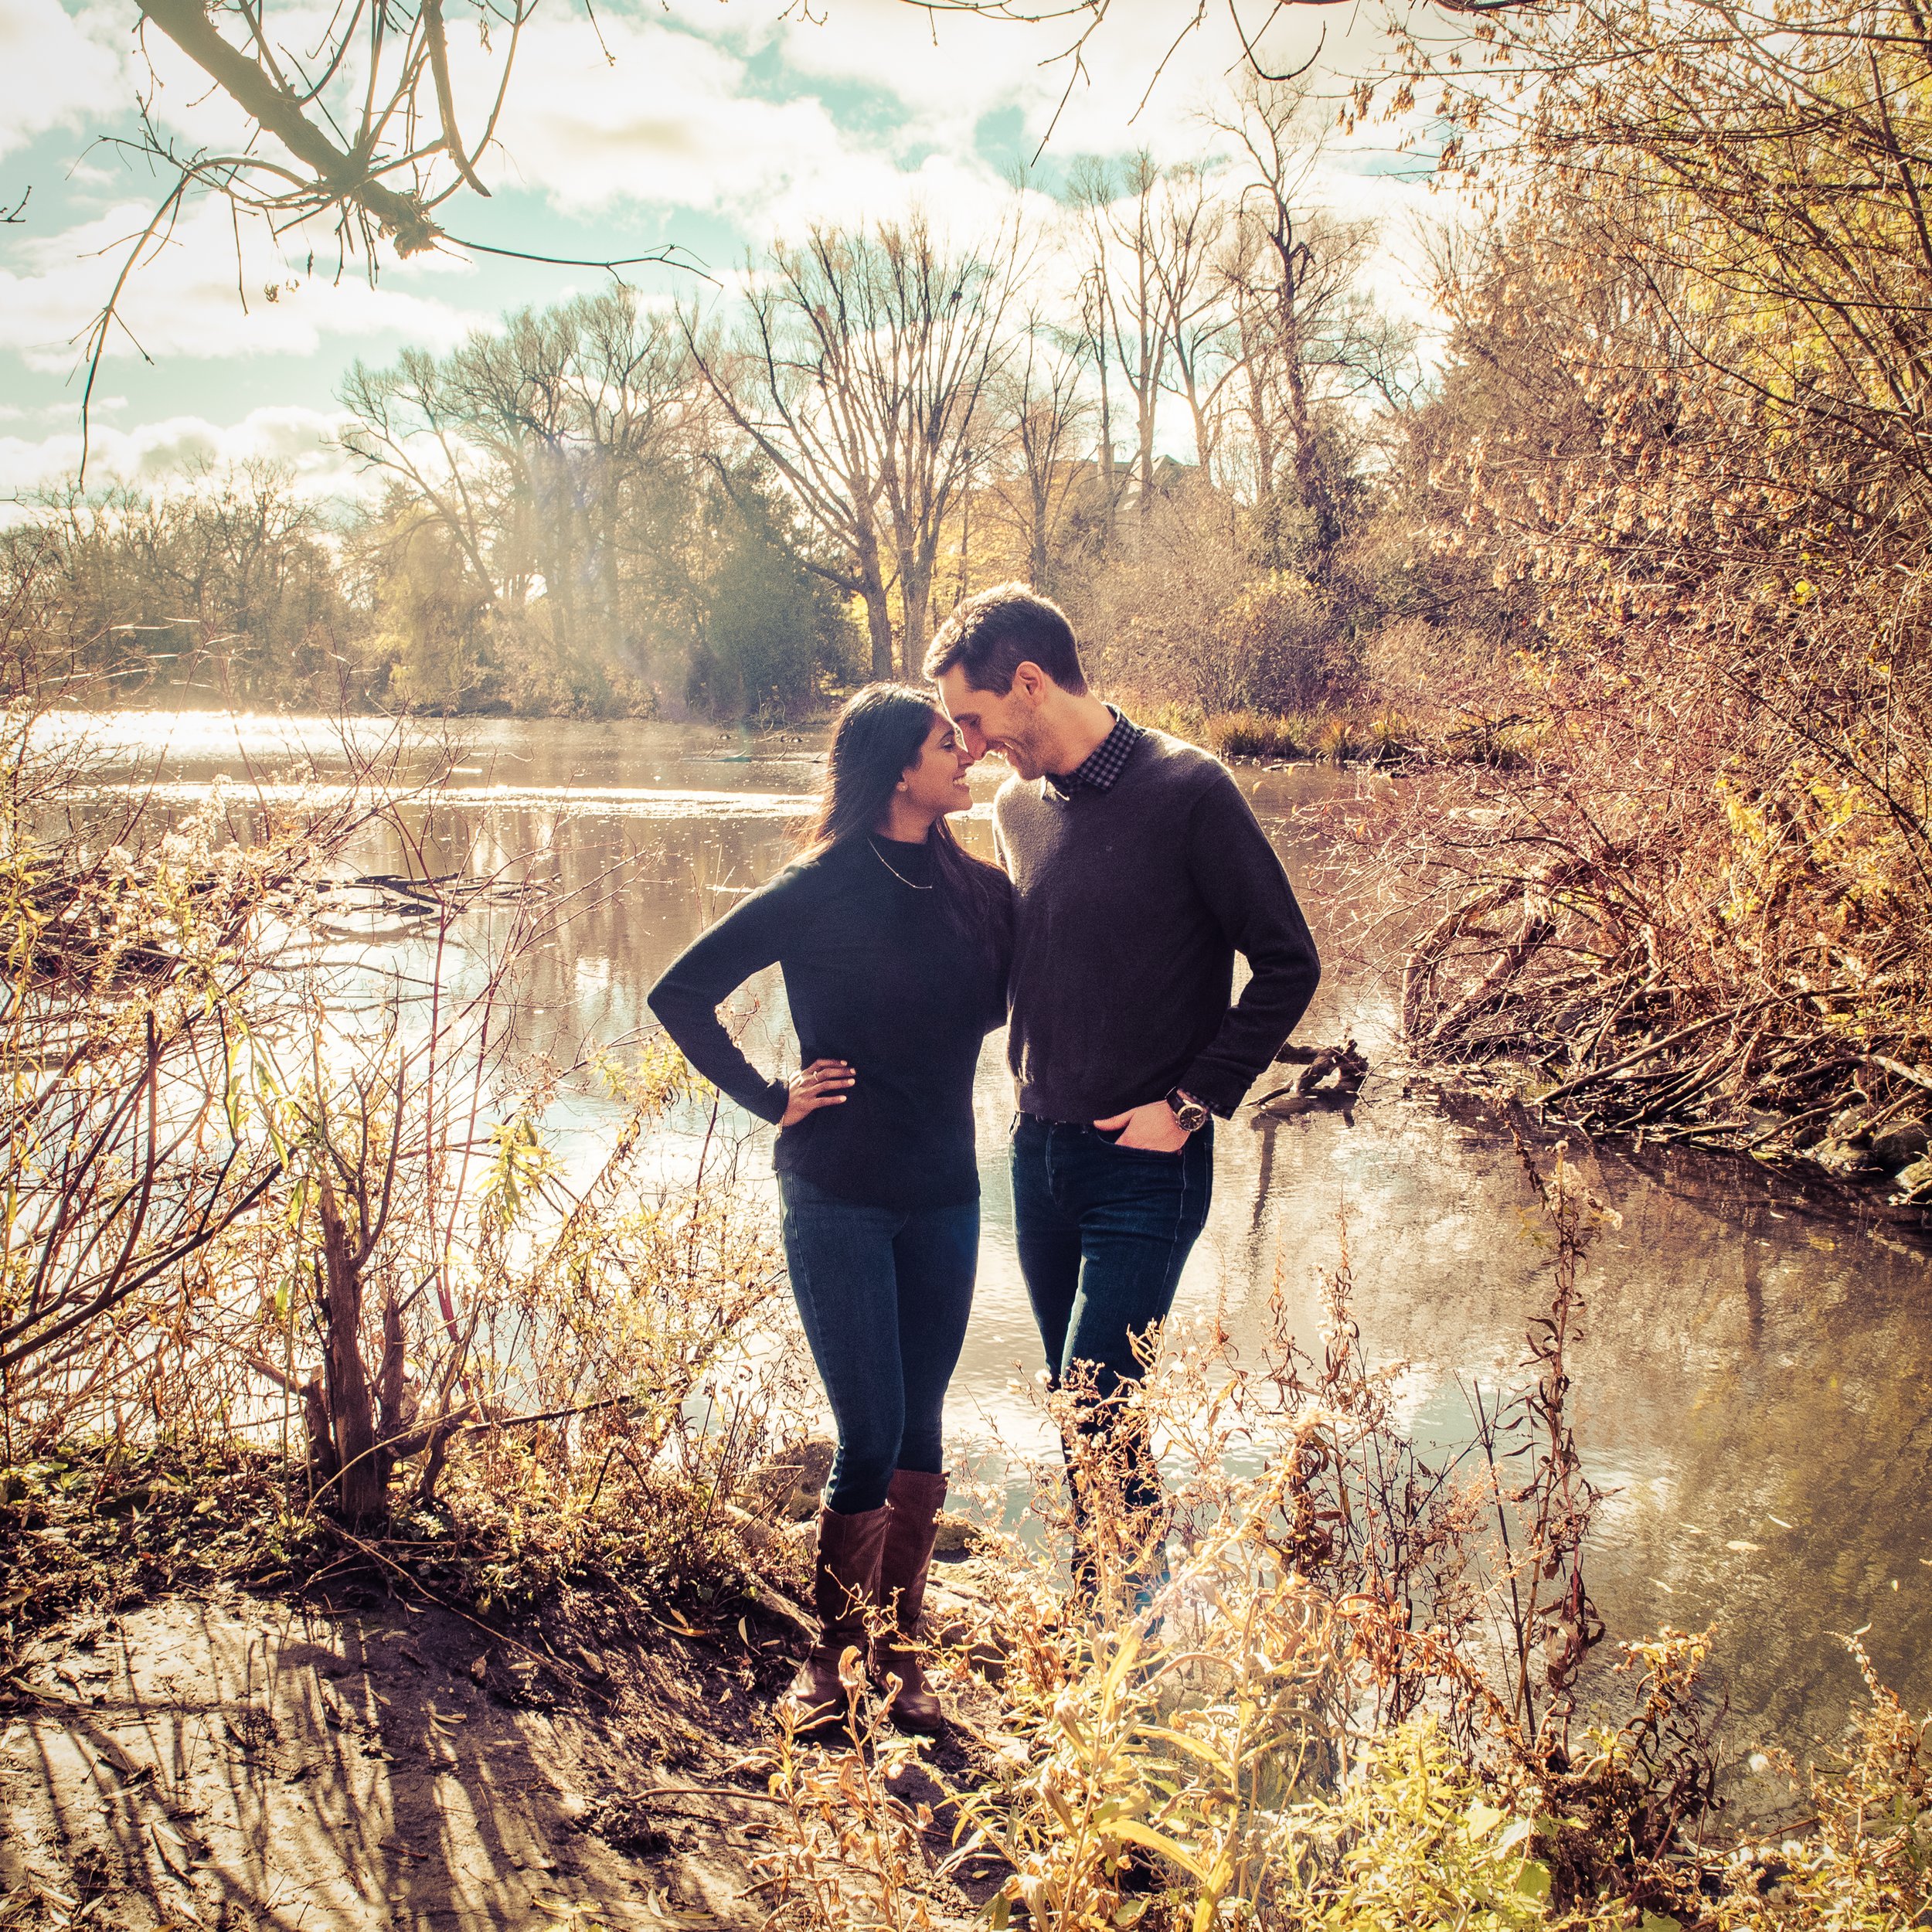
[0,1440,1019,1930]
[35,689,1518,772]
[6,1316,1930,1932]
[0,1445,1028,1924]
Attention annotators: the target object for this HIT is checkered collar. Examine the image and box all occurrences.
[1044,706,1141,800]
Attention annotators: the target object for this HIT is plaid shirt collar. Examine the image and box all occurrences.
[1045,706,1141,800]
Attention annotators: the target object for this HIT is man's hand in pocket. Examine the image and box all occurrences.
[1094,1099,1190,1151]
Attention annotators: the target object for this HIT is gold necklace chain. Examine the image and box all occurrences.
[867,837,934,890]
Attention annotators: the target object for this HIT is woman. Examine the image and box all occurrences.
[648,685,1011,1736]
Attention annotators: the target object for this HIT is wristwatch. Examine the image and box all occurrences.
[1165,1087,1210,1132]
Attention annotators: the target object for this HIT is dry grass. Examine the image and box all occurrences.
[747,1147,1930,1931]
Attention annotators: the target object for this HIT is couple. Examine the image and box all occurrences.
[648,585,1321,1737]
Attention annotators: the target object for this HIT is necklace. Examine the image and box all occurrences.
[867,836,934,890]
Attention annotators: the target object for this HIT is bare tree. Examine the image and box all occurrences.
[1077,265,1129,546]
[686,242,896,680]
[567,294,707,668]
[690,216,1019,678]
[873,218,1025,664]
[341,289,698,678]
[1221,74,1417,576]
[442,294,696,670]
[339,349,505,607]
[1076,155,1168,521]
[988,315,1093,590]
[1073,155,1241,508]
[1151,165,1241,481]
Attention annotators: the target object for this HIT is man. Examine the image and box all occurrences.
[925,583,1321,1606]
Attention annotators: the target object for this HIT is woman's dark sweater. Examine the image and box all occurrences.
[647,835,1011,1212]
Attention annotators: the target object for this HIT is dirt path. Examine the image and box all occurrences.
[2,1580,991,1930]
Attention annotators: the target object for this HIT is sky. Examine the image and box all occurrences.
[0,0,1447,508]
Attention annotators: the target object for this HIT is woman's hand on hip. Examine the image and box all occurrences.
[781,1058,855,1128]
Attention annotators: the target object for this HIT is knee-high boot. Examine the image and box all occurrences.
[872,1468,950,1734]
[781,1504,889,1738]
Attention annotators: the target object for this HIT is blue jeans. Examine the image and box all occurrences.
[1011,1117,1214,1557]
[777,1172,979,1515]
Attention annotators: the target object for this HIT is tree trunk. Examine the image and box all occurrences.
[955,479,971,612]
[849,521,893,682]
[301,1375,335,1495]
[1282,349,1339,581]
[316,1175,386,1525]
[1273,239,1340,582]
[1136,387,1158,520]
[1096,352,1118,550]
[900,551,934,679]
[600,456,626,680]
[1189,390,1215,483]
[1246,347,1284,569]
[862,582,895,682]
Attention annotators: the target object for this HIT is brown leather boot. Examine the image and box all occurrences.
[872,1468,949,1734]
[780,1504,889,1739]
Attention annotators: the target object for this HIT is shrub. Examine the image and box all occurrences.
[1208,709,1304,759]
[1066,488,1361,716]
[1315,715,1360,763]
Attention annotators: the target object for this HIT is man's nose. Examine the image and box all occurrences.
[961,725,988,760]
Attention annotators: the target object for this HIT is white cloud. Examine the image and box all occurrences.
[0,402,363,499]
[473,0,1248,235]
[0,196,487,369]
[471,7,1022,240]
[478,0,1447,319]
[730,0,1365,167]
[0,0,123,160]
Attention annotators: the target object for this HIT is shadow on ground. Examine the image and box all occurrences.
[2,1579,981,1929]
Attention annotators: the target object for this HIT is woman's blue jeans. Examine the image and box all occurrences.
[777,1172,979,1515]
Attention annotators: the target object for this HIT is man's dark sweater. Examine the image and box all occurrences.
[647,835,1009,1212]
[993,726,1320,1122]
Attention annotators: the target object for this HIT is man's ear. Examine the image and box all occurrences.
[1010,661,1049,707]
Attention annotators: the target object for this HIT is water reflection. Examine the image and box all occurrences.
[56,711,1932,1766]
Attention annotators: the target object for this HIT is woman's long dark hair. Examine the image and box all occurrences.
[804,683,1011,959]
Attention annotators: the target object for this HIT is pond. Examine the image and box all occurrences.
[65,709,1932,1787]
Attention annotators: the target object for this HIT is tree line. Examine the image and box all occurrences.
[6,77,1444,723]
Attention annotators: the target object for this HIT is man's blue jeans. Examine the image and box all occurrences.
[1010,1116,1214,1561]
[777,1172,979,1515]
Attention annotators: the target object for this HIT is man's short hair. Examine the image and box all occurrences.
[923,583,1087,696]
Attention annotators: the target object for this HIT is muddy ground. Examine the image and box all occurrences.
[1,1568,1006,1930]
